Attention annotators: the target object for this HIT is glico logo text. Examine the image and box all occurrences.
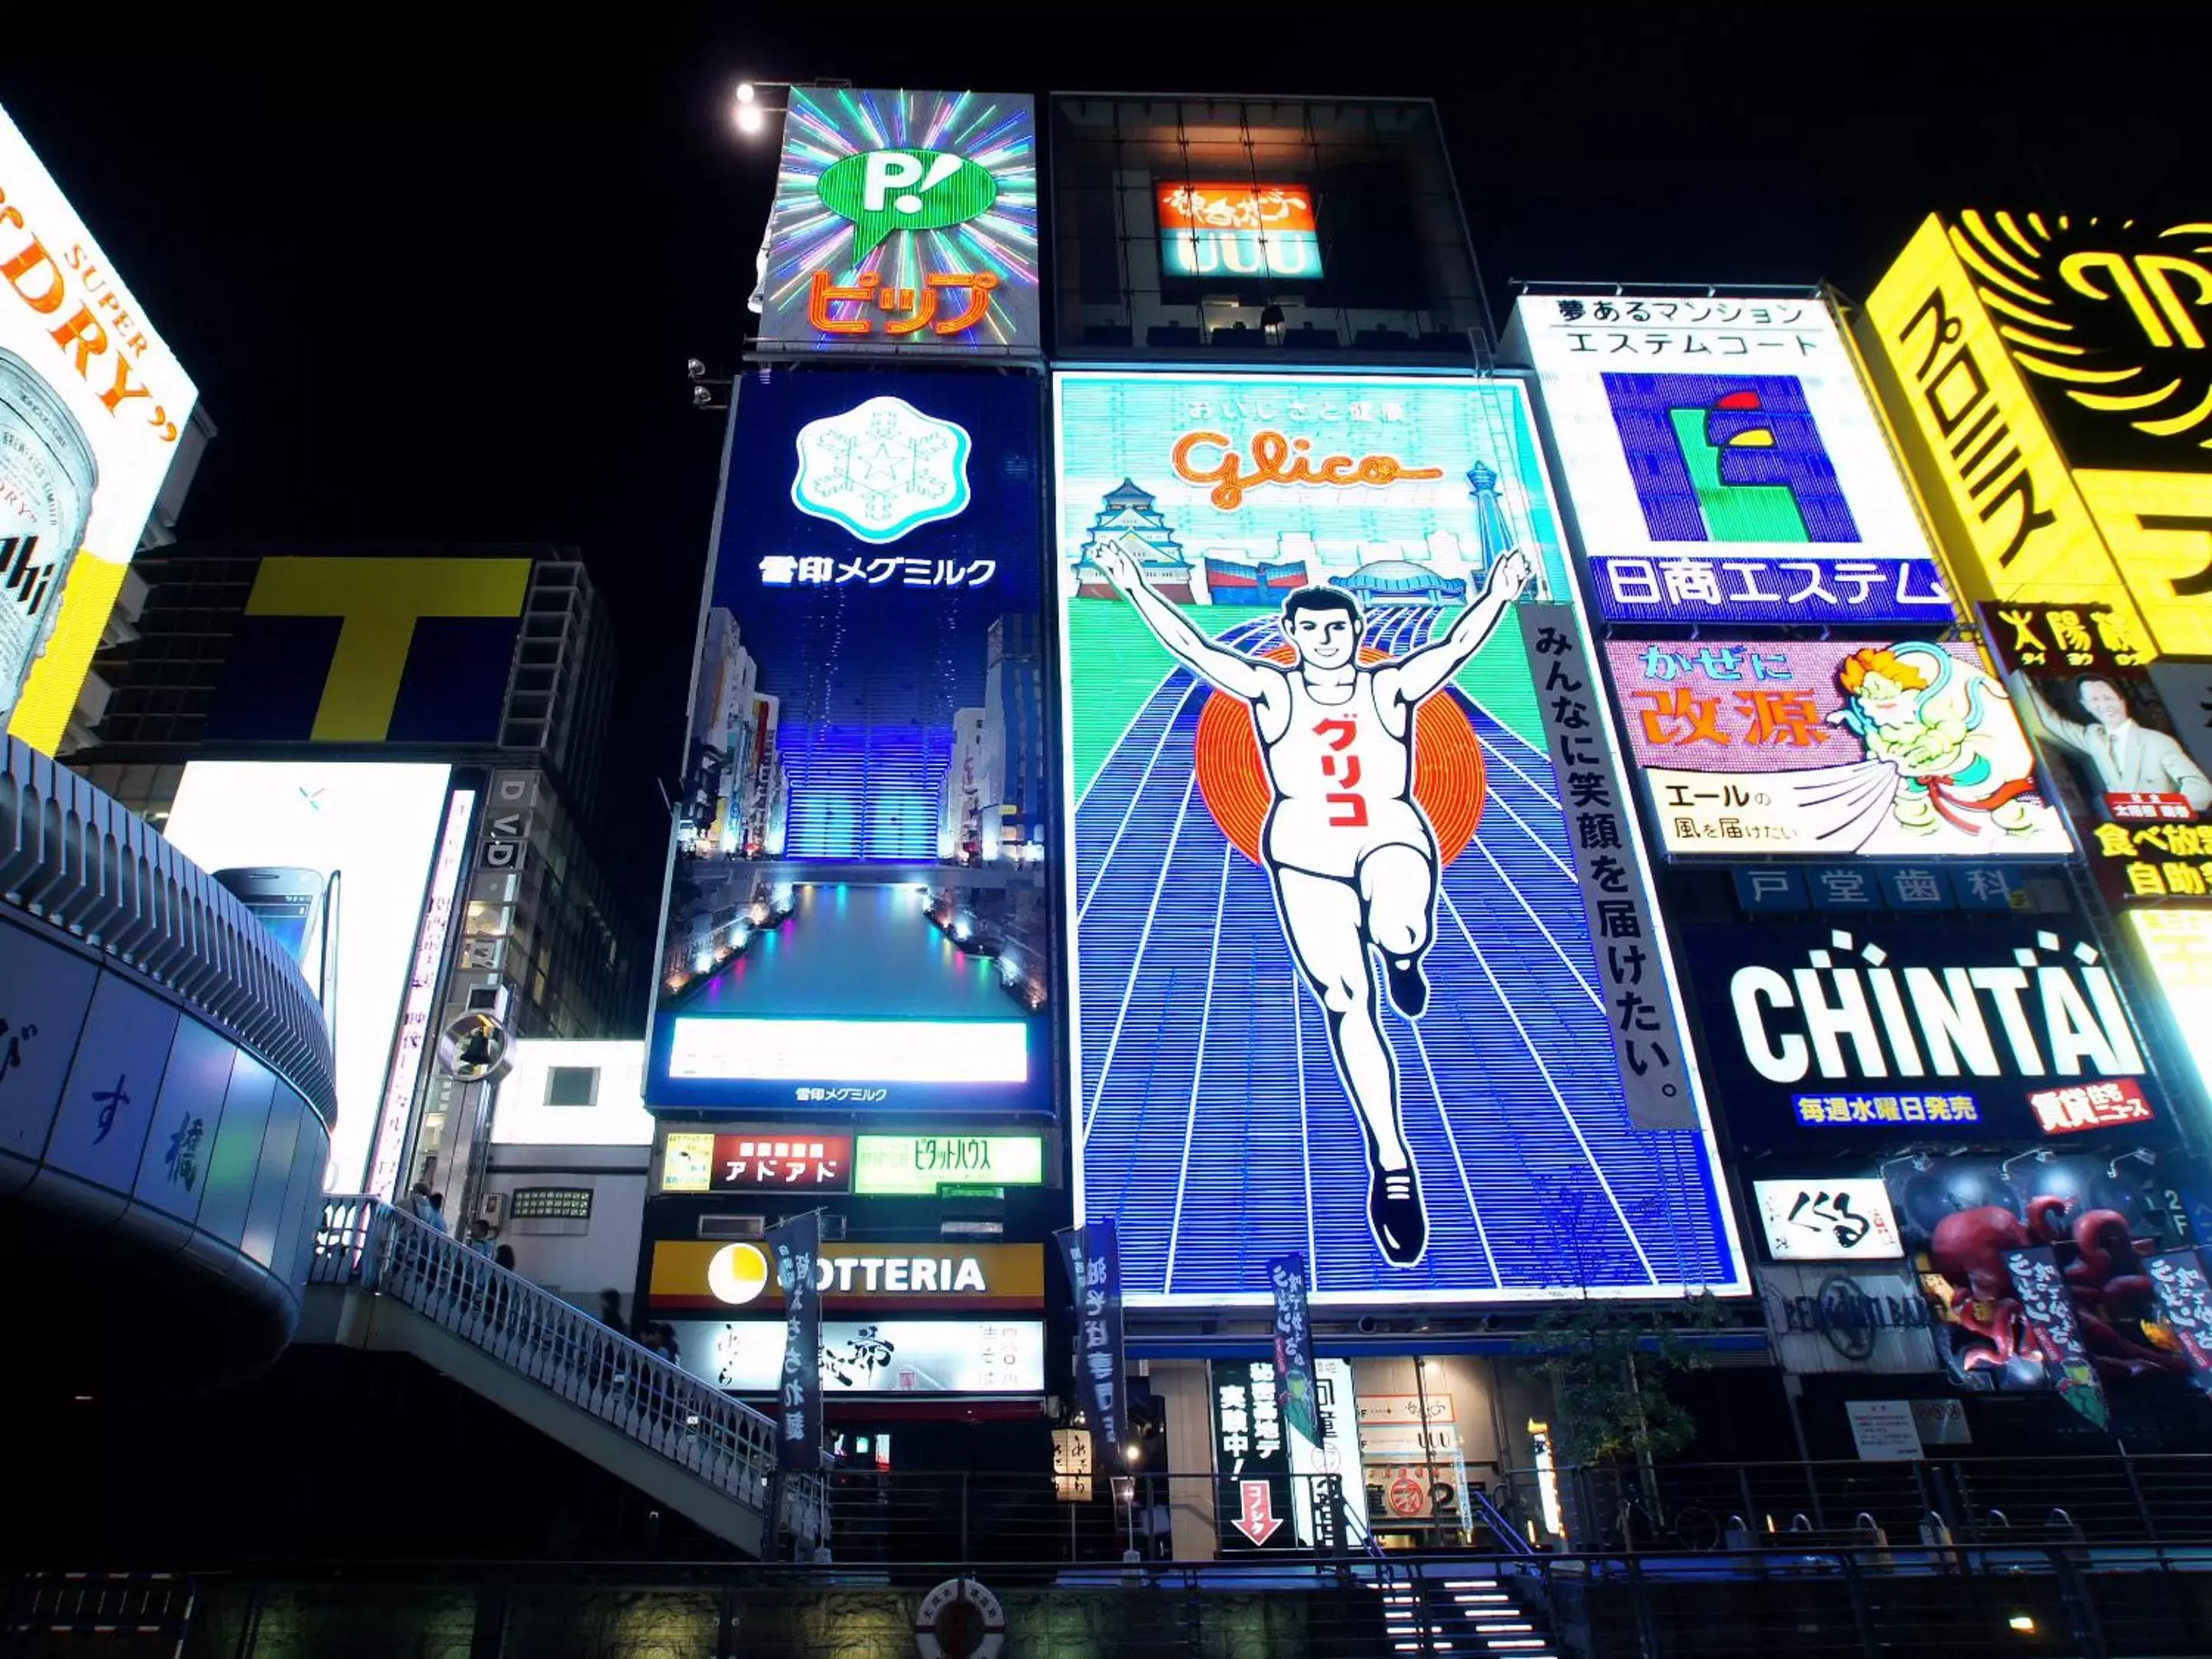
[1727,928,2144,1085]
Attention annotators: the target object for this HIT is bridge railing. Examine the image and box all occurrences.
[311,1197,817,1541]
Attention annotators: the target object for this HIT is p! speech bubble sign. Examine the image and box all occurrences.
[818,148,998,260]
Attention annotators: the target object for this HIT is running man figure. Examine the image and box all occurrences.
[1092,539,1534,1265]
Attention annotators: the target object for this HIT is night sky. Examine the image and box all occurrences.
[0,15,2194,939]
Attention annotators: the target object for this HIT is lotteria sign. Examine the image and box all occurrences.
[647,1239,1045,1311]
[1681,920,2172,1152]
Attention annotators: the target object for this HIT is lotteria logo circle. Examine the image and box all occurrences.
[819,149,998,260]
[707,1242,773,1306]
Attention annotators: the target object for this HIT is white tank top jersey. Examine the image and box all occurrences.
[1261,668,1437,880]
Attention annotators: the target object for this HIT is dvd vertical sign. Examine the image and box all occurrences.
[769,1210,823,1471]
[1058,1220,1126,1469]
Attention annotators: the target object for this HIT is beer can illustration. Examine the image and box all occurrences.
[0,346,98,725]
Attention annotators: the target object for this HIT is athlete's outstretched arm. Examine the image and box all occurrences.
[1091,539,1274,700]
[1382,548,1534,705]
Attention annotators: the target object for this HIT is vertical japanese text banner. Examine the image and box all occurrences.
[2005,1244,2111,1431]
[2148,1250,2212,1392]
[1058,1220,1126,1467]
[1522,602,1697,1128]
[1267,1252,1320,1445]
[769,1211,823,1471]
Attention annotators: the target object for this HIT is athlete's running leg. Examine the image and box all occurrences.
[1359,843,1438,1019]
[1275,866,1427,1266]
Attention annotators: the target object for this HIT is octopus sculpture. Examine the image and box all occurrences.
[1928,1196,2185,1380]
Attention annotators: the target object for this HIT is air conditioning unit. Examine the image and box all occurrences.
[699,1214,767,1240]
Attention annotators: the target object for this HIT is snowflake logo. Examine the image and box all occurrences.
[790,396,972,545]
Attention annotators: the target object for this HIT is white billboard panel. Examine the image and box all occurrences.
[164,761,456,1191]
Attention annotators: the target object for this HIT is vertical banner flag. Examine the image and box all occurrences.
[1267,1253,1320,1446]
[1058,1220,1127,1466]
[1522,602,1697,1128]
[768,1211,823,1471]
[2005,1244,2111,1432]
[2148,1251,2212,1392]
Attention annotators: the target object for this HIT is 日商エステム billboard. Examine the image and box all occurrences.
[647,366,1053,1115]
[1511,293,1951,630]
[0,105,199,751]
[1055,370,1744,1306]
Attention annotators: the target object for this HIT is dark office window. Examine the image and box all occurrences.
[545,1066,598,1108]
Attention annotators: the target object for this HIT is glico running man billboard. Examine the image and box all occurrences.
[1055,371,1745,1306]
[648,367,1052,1115]
[1,105,199,752]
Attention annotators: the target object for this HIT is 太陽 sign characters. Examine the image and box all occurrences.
[757,89,1036,355]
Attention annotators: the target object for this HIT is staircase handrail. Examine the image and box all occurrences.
[313,1196,810,1538]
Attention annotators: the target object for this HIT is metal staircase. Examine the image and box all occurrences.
[1382,1565,1560,1657]
[300,1197,814,1557]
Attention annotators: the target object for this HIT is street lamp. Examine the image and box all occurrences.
[732,81,783,137]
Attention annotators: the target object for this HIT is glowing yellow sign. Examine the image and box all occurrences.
[2124,909,2212,1106]
[1862,213,2212,661]
[2075,470,2212,657]
[1859,216,2145,642]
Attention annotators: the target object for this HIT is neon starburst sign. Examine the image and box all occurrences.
[758,88,1038,355]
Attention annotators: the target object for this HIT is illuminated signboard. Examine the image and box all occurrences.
[659,1131,853,1194]
[667,1317,1044,1394]
[1,106,199,752]
[1157,181,1321,281]
[852,1132,1045,1194]
[1055,370,1744,1306]
[1510,293,1951,628]
[648,1239,1044,1310]
[1603,637,2072,858]
[203,555,532,743]
[1750,1177,1903,1263]
[757,88,1037,354]
[2126,909,2212,1110]
[1977,601,2212,905]
[647,366,1051,1114]
[1677,919,2171,1155]
[163,762,461,1191]
[1856,213,2212,657]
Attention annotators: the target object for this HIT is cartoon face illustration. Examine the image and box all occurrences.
[1281,591,1362,671]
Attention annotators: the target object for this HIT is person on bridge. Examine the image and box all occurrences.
[1092,538,1532,1267]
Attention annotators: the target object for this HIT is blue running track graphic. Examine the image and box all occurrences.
[1072,605,1738,1303]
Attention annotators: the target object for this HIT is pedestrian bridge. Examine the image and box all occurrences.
[299,1197,813,1558]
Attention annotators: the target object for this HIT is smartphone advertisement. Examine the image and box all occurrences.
[163,761,460,1191]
